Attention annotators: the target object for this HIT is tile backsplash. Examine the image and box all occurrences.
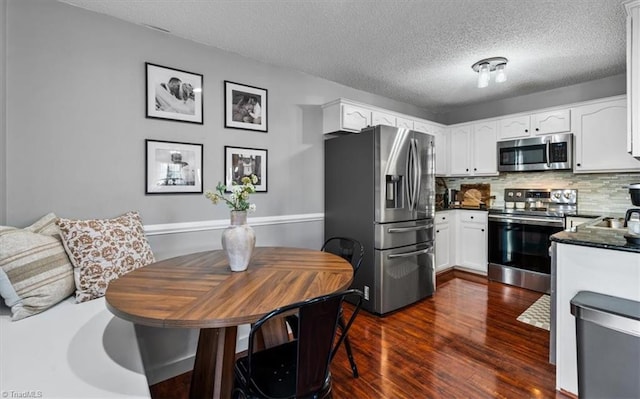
[444,171,640,216]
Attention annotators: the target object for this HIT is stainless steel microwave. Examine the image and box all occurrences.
[497,133,573,172]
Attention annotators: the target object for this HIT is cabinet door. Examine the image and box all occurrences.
[498,116,530,140]
[449,125,472,175]
[573,98,640,172]
[458,222,487,273]
[531,109,571,135]
[628,1,640,158]
[435,222,451,272]
[396,117,414,130]
[341,104,371,132]
[472,121,498,175]
[371,110,395,127]
[434,128,449,176]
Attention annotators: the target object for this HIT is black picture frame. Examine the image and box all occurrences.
[224,81,268,132]
[146,63,203,124]
[224,146,268,192]
[145,139,203,194]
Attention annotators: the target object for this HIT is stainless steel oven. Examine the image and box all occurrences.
[488,189,577,293]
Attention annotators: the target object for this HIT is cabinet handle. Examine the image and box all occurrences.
[470,216,474,219]
[474,167,477,171]
[436,230,440,233]
[481,229,485,232]
[466,168,469,172]
[535,128,539,131]
[577,163,581,167]
[525,129,528,133]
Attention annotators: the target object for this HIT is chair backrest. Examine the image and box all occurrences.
[246,289,363,398]
[321,237,364,274]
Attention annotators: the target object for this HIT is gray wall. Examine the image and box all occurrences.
[442,74,627,124]
[1,0,6,225]
[4,0,432,230]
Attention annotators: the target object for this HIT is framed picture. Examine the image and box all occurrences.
[146,63,203,124]
[146,140,203,194]
[224,81,268,132]
[224,146,268,192]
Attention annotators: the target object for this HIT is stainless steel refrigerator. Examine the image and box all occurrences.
[324,125,436,315]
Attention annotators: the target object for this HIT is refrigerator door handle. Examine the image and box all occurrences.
[387,225,432,233]
[388,247,432,259]
[412,138,421,210]
[405,140,414,210]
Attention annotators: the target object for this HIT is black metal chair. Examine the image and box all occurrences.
[320,237,364,378]
[233,289,363,399]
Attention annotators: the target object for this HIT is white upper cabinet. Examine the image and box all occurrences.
[498,109,570,140]
[572,97,640,173]
[626,0,640,158]
[449,122,498,176]
[396,117,414,130]
[531,109,571,136]
[341,104,371,132]
[472,121,498,175]
[323,99,435,135]
[371,110,395,127]
[322,100,371,134]
[498,116,530,140]
[449,125,472,175]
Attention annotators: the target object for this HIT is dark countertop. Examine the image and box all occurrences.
[551,225,640,254]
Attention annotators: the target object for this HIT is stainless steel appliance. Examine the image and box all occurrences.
[324,125,436,315]
[488,188,577,293]
[497,133,573,172]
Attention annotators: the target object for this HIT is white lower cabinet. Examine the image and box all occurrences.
[455,211,488,273]
[435,211,454,272]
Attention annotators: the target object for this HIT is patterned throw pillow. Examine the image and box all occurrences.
[0,213,75,321]
[57,211,155,303]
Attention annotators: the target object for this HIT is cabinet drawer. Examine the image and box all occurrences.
[435,212,451,224]
[458,211,487,224]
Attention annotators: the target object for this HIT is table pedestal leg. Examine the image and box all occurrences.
[189,326,238,399]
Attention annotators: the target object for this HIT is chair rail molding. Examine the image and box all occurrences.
[144,213,324,236]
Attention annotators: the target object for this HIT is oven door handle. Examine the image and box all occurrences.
[489,214,563,227]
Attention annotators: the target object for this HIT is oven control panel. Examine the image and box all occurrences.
[504,189,577,204]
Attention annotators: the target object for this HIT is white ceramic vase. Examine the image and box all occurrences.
[221,211,255,272]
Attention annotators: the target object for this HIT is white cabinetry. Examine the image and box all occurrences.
[322,99,438,136]
[396,117,414,130]
[371,110,395,127]
[498,109,570,140]
[626,0,640,158]
[572,97,640,173]
[531,109,571,136]
[322,101,371,133]
[455,211,488,273]
[499,115,531,140]
[435,211,454,272]
[449,122,497,176]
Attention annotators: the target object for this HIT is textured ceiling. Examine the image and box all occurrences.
[59,0,628,114]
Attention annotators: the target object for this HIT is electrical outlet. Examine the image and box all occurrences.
[364,285,370,301]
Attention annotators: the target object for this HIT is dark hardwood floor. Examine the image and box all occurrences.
[151,272,567,398]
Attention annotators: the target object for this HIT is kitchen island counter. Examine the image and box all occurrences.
[551,225,640,254]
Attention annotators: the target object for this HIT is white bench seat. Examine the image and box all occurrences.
[0,296,151,398]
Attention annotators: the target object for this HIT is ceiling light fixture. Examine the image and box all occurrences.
[472,57,508,88]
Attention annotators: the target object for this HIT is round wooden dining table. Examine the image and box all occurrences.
[105,246,354,399]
